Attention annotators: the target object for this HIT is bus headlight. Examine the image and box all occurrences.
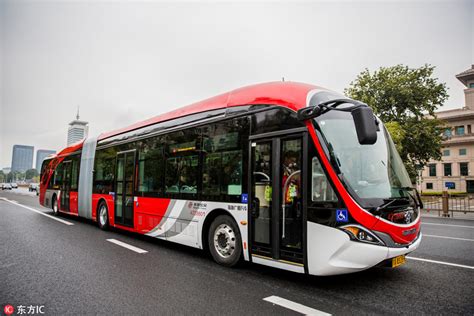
[340,224,385,246]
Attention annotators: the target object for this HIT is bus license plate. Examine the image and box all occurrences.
[392,255,406,268]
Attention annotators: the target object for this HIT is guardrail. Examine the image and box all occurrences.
[422,192,474,217]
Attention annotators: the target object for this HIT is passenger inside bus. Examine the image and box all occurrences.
[281,144,302,250]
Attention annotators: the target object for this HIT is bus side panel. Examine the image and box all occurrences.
[69,191,78,215]
[134,197,170,234]
[92,193,114,223]
[142,199,249,259]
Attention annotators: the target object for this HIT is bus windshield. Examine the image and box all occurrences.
[314,110,413,209]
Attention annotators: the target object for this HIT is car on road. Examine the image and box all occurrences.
[29,183,40,195]
[10,182,18,189]
[1,183,12,190]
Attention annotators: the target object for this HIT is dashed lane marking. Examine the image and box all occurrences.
[263,296,331,315]
[106,239,148,254]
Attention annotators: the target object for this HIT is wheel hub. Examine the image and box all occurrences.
[100,206,107,226]
[213,224,236,259]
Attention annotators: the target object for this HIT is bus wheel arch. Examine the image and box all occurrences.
[97,199,109,230]
[203,209,243,267]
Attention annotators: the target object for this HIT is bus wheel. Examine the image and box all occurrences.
[52,196,59,216]
[98,202,109,230]
[208,215,242,267]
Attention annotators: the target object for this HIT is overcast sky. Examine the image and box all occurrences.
[0,0,473,169]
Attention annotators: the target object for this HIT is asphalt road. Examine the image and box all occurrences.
[1,189,473,315]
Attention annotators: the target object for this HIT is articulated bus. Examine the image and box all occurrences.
[40,82,421,275]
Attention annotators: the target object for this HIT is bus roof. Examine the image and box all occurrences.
[98,81,319,141]
[52,81,322,158]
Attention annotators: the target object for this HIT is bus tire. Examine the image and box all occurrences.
[97,201,109,230]
[208,215,242,267]
[52,196,59,216]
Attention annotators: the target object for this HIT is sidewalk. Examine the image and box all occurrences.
[421,209,474,221]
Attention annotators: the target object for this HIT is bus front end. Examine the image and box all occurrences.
[302,90,422,276]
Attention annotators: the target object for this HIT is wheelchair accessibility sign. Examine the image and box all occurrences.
[336,209,349,223]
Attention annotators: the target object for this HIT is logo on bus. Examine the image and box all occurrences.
[336,209,349,223]
[188,202,207,210]
[402,228,417,236]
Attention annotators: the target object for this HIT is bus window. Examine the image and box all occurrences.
[71,155,80,191]
[41,159,50,185]
[137,137,163,195]
[53,162,64,189]
[308,155,339,226]
[251,108,303,135]
[93,148,116,194]
[311,157,337,202]
[165,131,198,195]
[202,118,244,200]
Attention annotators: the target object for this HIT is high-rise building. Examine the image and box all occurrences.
[420,65,474,193]
[67,108,89,146]
[11,145,34,172]
[36,149,56,171]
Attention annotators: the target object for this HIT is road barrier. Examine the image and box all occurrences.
[422,193,474,218]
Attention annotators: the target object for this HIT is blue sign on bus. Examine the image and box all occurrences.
[336,209,349,223]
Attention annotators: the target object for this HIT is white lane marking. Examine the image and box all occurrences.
[422,222,474,229]
[106,239,148,254]
[424,234,474,242]
[263,296,331,315]
[408,256,474,270]
[1,198,74,226]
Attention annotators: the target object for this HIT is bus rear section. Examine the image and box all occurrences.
[39,82,421,276]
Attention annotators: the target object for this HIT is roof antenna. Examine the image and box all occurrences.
[76,106,80,120]
[282,77,285,82]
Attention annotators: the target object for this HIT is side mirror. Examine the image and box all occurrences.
[351,107,378,145]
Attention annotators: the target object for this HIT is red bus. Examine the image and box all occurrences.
[40,82,421,275]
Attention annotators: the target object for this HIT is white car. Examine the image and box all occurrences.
[1,183,12,190]
[10,182,18,189]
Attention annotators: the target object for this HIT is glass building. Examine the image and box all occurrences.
[11,145,34,172]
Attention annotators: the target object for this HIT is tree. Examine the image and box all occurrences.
[25,169,39,180]
[345,64,448,181]
[0,171,4,183]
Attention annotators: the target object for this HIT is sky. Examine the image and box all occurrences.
[0,0,473,169]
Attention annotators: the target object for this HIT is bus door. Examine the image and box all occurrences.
[60,160,72,212]
[115,150,136,227]
[250,133,306,265]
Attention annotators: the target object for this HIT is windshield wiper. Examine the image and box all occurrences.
[371,197,410,215]
[397,186,423,209]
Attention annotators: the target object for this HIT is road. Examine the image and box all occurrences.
[1,188,473,315]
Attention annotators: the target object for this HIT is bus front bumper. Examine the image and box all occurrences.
[306,222,422,276]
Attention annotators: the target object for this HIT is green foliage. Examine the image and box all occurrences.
[25,168,39,180]
[421,191,467,196]
[7,171,25,182]
[345,64,448,181]
[0,171,5,183]
[384,122,405,153]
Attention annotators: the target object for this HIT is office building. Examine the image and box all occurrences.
[11,145,34,172]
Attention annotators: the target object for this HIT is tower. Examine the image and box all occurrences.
[67,107,89,146]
